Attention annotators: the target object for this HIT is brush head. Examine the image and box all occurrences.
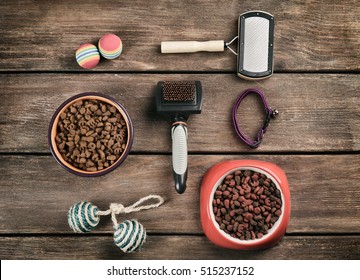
[237,11,274,80]
[156,81,202,118]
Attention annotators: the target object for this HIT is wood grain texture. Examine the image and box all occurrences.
[0,0,358,262]
[0,154,359,234]
[0,236,358,260]
[0,0,358,71]
[0,74,359,153]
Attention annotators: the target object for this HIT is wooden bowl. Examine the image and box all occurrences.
[48,92,133,176]
[200,160,291,250]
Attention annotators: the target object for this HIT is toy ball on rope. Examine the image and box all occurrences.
[67,195,164,253]
[113,219,146,253]
[68,201,100,233]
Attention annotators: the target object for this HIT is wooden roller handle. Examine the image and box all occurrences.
[161,40,224,53]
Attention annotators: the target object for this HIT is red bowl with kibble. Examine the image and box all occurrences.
[200,160,291,250]
[48,92,133,177]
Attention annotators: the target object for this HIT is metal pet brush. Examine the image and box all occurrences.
[161,11,274,80]
[155,81,202,194]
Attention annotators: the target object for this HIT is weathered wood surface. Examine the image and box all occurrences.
[1,154,359,234]
[0,236,358,260]
[0,0,359,72]
[0,74,359,153]
[0,0,359,261]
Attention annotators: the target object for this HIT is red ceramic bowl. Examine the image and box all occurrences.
[200,160,291,250]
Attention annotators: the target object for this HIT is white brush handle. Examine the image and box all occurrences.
[161,40,224,53]
[172,124,188,194]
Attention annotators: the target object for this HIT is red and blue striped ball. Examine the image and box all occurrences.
[98,34,123,60]
[75,44,100,69]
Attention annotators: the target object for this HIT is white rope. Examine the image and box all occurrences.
[96,195,165,227]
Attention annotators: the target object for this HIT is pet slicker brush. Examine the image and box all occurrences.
[161,11,275,80]
[155,81,203,194]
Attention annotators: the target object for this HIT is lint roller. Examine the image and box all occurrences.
[155,81,203,194]
[161,11,274,80]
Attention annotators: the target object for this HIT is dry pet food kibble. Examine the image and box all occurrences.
[55,99,128,172]
[213,169,283,240]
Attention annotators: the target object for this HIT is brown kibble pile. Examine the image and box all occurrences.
[55,99,128,172]
[213,169,282,240]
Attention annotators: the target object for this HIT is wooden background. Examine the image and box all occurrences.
[0,0,359,259]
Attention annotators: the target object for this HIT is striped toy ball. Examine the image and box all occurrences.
[75,44,100,69]
[98,34,123,60]
[113,219,146,253]
[68,201,100,233]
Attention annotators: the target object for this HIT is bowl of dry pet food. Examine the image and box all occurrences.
[48,92,133,176]
[200,160,291,250]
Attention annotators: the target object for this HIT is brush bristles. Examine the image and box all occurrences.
[162,81,196,102]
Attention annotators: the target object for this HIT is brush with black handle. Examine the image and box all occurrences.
[155,81,203,194]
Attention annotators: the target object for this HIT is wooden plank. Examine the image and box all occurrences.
[0,154,359,234]
[0,0,358,71]
[0,74,359,153]
[0,235,358,259]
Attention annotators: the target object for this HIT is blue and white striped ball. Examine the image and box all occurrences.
[113,220,146,253]
[68,201,100,233]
